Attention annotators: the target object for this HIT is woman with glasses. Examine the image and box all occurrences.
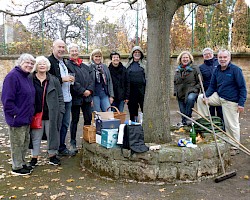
[1,53,36,175]
[109,51,130,112]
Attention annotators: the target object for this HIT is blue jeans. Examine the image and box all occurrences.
[178,93,198,124]
[59,101,72,152]
[112,100,125,112]
[93,90,111,112]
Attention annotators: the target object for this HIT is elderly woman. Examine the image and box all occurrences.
[174,51,200,127]
[67,43,94,152]
[89,49,114,112]
[29,56,65,167]
[1,53,36,175]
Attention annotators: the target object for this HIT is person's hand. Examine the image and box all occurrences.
[83,90,91,97]
[109,97,114,104]
[202,97,209,105]
[238,106,244,113]
[62,75,74,82]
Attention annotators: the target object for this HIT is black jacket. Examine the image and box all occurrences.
[48,53,66,84]
[109,62,130,101]
[67,59,95,105]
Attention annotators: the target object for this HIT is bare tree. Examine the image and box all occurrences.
[0,0,220,143]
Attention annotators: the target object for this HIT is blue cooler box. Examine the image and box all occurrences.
[101,129,118,148]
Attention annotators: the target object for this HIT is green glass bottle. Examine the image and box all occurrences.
[190,123,196,144]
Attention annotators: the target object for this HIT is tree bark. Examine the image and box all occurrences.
[144,0,220,143]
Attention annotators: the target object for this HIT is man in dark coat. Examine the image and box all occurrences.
[48,39,75,156]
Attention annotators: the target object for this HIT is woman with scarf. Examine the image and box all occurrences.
[67,43,94,152]
[174,51,200,127]
[109,51,130,112]
[90,49,114,112]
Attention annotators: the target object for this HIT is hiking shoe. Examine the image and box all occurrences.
[230,149,240,156]
[58,148,76,156]
[29,158,38,168]
[48,155,61,166]
[23,164,33,171]
[11,168,31,176]
[70,144,78,153]
[176,122,184,128]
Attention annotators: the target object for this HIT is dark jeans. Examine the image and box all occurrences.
[128,94,144,122]
[70,102,92,146]
[178,93,198,124]
[111,100,125,112]
[59,101,72,152]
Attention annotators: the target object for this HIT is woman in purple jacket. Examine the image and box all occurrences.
[1,53,36,175]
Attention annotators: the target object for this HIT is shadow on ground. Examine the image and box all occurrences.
[0,100,249,200]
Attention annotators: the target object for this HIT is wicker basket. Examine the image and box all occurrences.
[83,125,96,143]
[107,106,126,124]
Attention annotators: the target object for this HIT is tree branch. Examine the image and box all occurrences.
[0,0,139,16]
[180,0,220,7]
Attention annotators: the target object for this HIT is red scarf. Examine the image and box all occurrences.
[70,58,82,67]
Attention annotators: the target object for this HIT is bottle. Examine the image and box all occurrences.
[190,123,196,144]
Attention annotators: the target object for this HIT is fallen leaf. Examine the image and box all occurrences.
[36,193,43,197]
[39,185,49,189]
[9,195,17,199]
[100,192,109,196]
[86,187,96,190]
[66,187,73,191]
[0,195,4,199]
[18,187,25,190]
[50,192,66,200]
[159,188,166,192]
[22,194,28,197]
[244,175,249,180]
[66,178,75,183]
[79,177,85,180]
[11,186,17,190]
[76,186,83,189]
[51,178,60,182]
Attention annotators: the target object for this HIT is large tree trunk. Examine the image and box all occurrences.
[144,0,220,143]
[144,0,178,143]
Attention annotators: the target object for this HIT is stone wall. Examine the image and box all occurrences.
[0,53,249,97]
[81,139,231,183]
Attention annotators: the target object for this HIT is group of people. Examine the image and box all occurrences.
[174,48,247,155]
[1,39,146,176]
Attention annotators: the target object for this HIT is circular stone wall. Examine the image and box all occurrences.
[81,137,231,184]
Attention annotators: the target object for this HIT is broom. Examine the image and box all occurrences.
[198,74,236,183]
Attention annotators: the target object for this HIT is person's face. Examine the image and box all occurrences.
[93,54,102,64]
[20,60,35,73]
[111,55,120,67]
[218,51,230,68]
[53,41,65,59]
[36,61,48,73]
[181,53,190,65]
[133,50,141,62]
[203,50,214,60]
[69,47,79,59]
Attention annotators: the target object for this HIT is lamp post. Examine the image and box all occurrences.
[136,2,139,45]
[191,3,194,53]
[41,0,45,54]
[86,6,91,54]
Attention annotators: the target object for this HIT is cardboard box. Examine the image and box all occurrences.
[101,129,118,149]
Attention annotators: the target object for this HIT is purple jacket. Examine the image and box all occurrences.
[1,66,35,127]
